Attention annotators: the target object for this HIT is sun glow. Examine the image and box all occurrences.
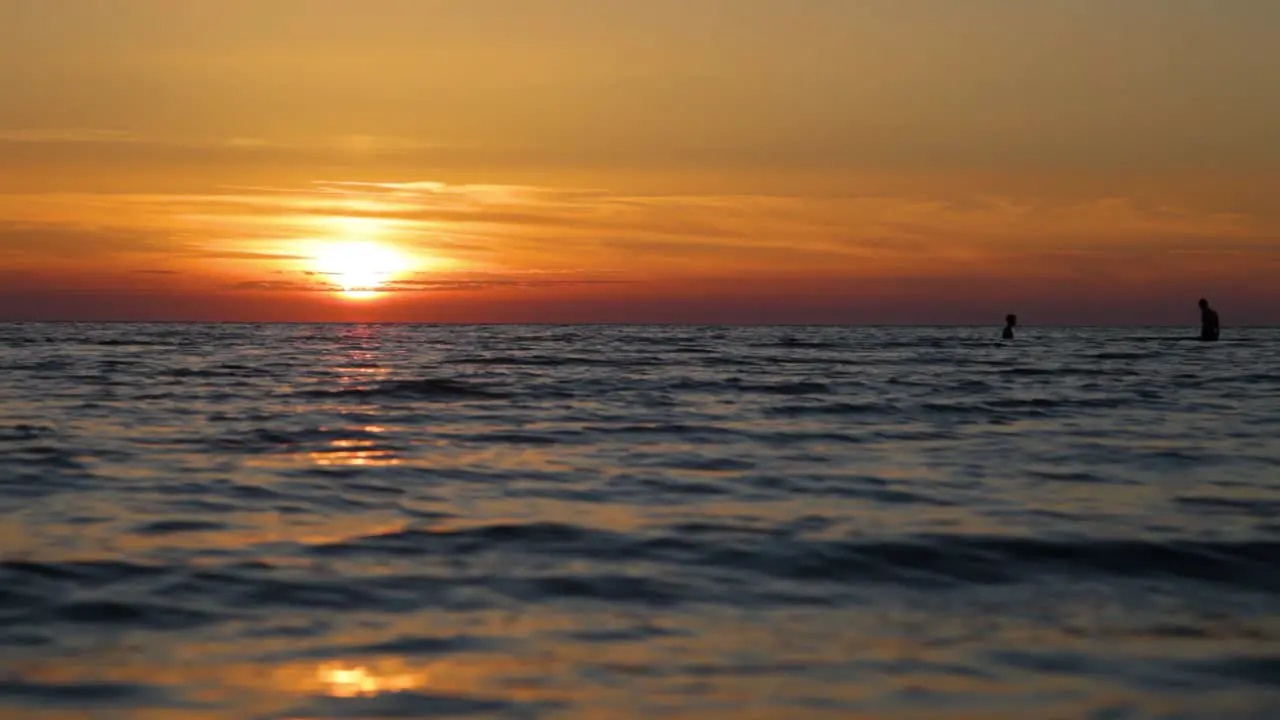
[312,240,410,299]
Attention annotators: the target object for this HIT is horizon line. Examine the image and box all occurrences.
[1,320,1273,329]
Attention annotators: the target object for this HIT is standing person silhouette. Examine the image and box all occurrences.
[1199,299,1220,342]
[1002,314,1017,340]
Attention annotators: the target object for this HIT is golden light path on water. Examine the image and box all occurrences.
[3,324,1279,720]
[318,663,424,698]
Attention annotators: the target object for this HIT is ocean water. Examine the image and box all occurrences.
[1,323,1278,720]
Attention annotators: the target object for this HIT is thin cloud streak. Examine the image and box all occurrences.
[0,129,142,144]
[230,275,631,294]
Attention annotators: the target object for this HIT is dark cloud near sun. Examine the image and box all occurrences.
[230,279,330,292]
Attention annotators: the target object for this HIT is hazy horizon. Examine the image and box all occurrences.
[1,318,1270,330]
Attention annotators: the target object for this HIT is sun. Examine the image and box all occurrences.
[312,240,409,299]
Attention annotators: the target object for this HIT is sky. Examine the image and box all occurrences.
[1,0,1277,324]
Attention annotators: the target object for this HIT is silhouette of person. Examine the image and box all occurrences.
[1198,298,1220,341]
[1002,314,1017,340]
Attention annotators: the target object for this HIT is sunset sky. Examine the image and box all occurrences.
[1,0,1277,324]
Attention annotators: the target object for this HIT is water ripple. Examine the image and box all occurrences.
[1,323,1278,719]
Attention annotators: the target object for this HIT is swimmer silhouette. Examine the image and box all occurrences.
[1198,298,1220,341]
[1002,314,1017,340]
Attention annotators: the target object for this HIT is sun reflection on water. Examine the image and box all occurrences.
[318,663,425,697]
[308,438,401,467]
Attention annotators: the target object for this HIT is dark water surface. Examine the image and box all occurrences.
[1,323,1278,719]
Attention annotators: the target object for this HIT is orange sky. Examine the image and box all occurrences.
[1,0,1278,324]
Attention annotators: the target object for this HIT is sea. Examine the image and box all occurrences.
[0,323,1277,720]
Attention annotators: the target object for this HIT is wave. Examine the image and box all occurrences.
[672,378,832,395]
[752,340,845,349]
[131,520,231,536]
[0,424,58,442]
[766,402,895,417]
[299,377,509,401]
[270,692,530,720]
[301,524,1280,593]
[262,634,497,662]
[0,680,181,709]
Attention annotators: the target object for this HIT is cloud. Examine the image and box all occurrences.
[230,269,631,294]
[223,138,273,149]
[192,250,311,261]
[0,221,175,257]
[0,133,458,159]
[382,275,632,292]
[2,179,1275,300]
[230,280,328,292]
[240,181,1267,282]
[0,220,313,266]
[295,181,1256,245]
[0,129,140,144]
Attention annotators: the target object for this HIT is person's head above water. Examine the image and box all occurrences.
[1199,298,1210,310]
[1005,314,1017,327]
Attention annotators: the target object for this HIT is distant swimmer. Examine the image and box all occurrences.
[1198,298,1220,342]
[1002,314,1017,340]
